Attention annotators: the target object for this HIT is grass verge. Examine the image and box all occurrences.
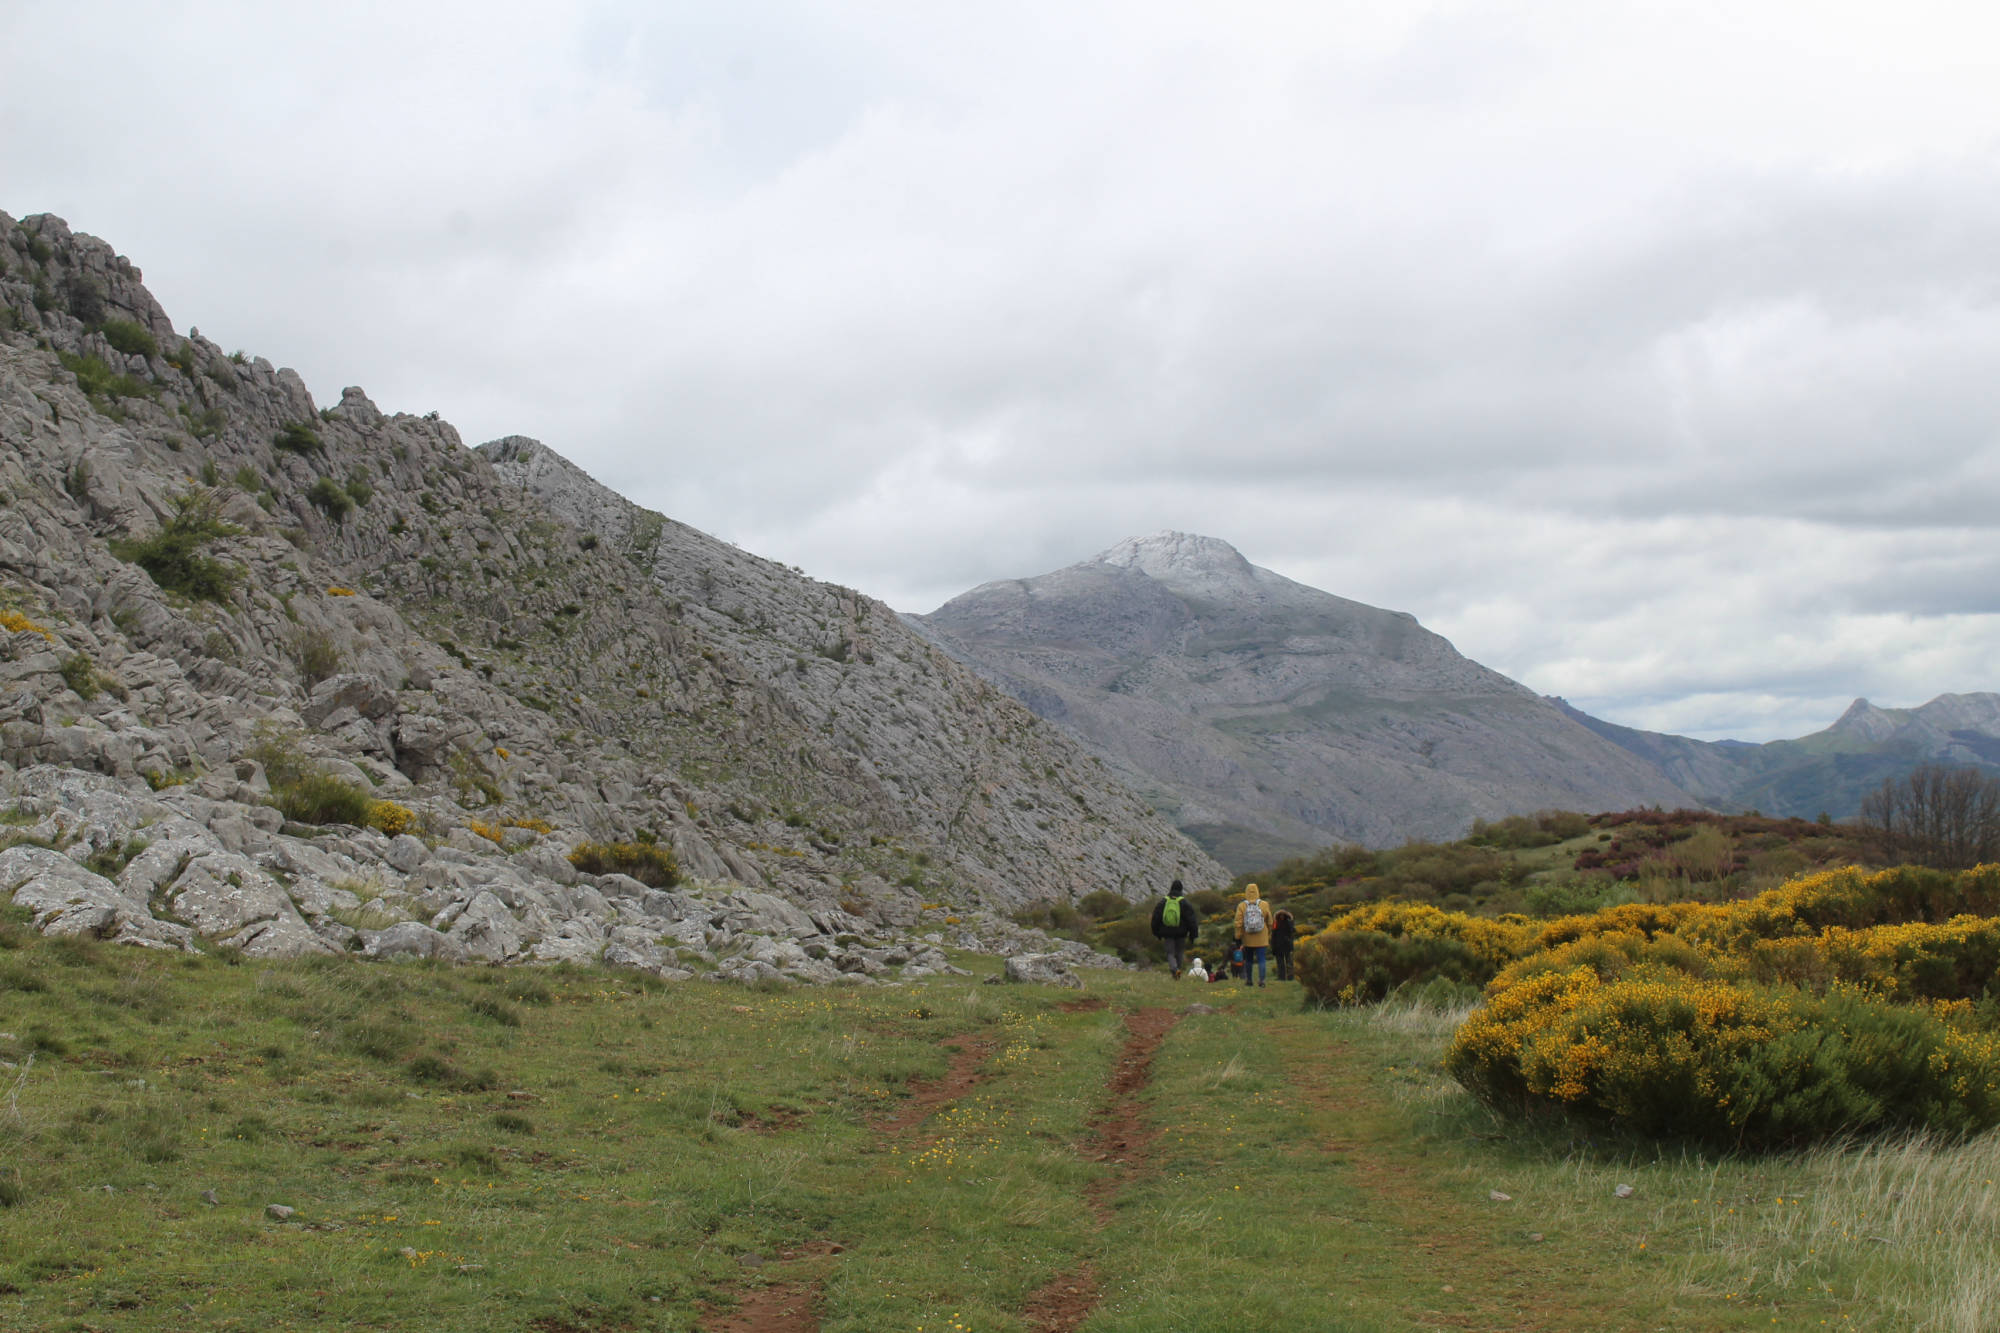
[1,919,1995,1330]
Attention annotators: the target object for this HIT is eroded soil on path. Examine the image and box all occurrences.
[698,1032,997,1333]
[1025,1006,1180,1332]
[696,1243,843,1333]
[878,1031,999,1133]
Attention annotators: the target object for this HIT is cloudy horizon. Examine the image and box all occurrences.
[6,2,1997,745]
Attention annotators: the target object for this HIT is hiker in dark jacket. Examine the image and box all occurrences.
[1149,879,1200,979]
[1270,909,1298,982]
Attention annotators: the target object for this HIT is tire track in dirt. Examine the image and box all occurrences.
[697,1031,998,1333]
[1021,1005,1181,1333]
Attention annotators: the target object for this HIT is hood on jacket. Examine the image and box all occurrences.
[1244,883,1261,902]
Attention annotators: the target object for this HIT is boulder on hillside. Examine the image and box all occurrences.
[1,845,194,951]
[995,952,1082,988]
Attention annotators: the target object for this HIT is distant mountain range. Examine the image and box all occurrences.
[1556,693,2000,823]
[916,532,1999,871]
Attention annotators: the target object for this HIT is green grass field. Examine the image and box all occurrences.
[2,914,1994,1331]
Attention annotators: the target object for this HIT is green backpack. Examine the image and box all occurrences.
[1161,896,1183,929]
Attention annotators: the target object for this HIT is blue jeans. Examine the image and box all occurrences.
[1243,945,1267,984]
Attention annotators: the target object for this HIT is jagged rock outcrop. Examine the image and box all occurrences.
[0,210,1220,972]
[0,763,986,983]
[918,531,1700,867]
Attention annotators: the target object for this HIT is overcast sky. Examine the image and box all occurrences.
[6,2,1998,742]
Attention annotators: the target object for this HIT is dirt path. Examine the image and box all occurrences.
[1021,1005,1180,1333]
[877,1032,997,1133]
[701,1007,1181,1333]
[697,1030,997,1333]
[1283,1033,1576,1332]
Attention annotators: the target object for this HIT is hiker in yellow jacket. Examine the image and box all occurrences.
[1233,884,1274,988]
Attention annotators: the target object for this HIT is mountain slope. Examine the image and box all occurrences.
[0,209,1219,972]
[917,532,1698,867]
[478,437,1221,904]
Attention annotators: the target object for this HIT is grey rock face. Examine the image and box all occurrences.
[480,437,1225,907]
[0,844,191,950]
[920,531,1699,867]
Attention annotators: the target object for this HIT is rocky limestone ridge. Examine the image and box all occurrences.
[0,210,1219,973]
[918,531,1701,868]
[0,763,1123,981]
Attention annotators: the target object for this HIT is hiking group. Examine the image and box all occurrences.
[1148,879,1296,986]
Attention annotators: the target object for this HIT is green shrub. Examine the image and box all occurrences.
[99,318,158,358]
[1093,914,1160,962]
[273,771,372,826]
[83,836,148,879]
[108,486,240,602]
[58,350,154,406]
[63,275,104,324]
[248,724,372,826]
[273,420,323,455]
[179,404,226,440]
[58,652,99,701]
[1077,889,1131,919]
[344,470,374,507]
[568,840,680,887]
[469,995,521,1027]
[1467,814,1562,850]
[294,630,341,686]
[1446,966,2000,1149]
[340,1016,415,1061]
[1010,899,1085,935]
[1538,810,1594,840]
[26,236,53,264]
[407,1054,456,1083]
[1523,877,1633,918]
[1296,929,1494,1006]
[307,476,353,523]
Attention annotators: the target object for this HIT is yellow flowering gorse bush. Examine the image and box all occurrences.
[1308,862,2000,1147]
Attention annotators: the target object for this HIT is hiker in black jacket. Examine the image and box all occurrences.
[1270,908,1299,982]
[1149,879,1200,980]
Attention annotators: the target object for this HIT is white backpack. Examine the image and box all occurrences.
[1243,900,1266,935]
